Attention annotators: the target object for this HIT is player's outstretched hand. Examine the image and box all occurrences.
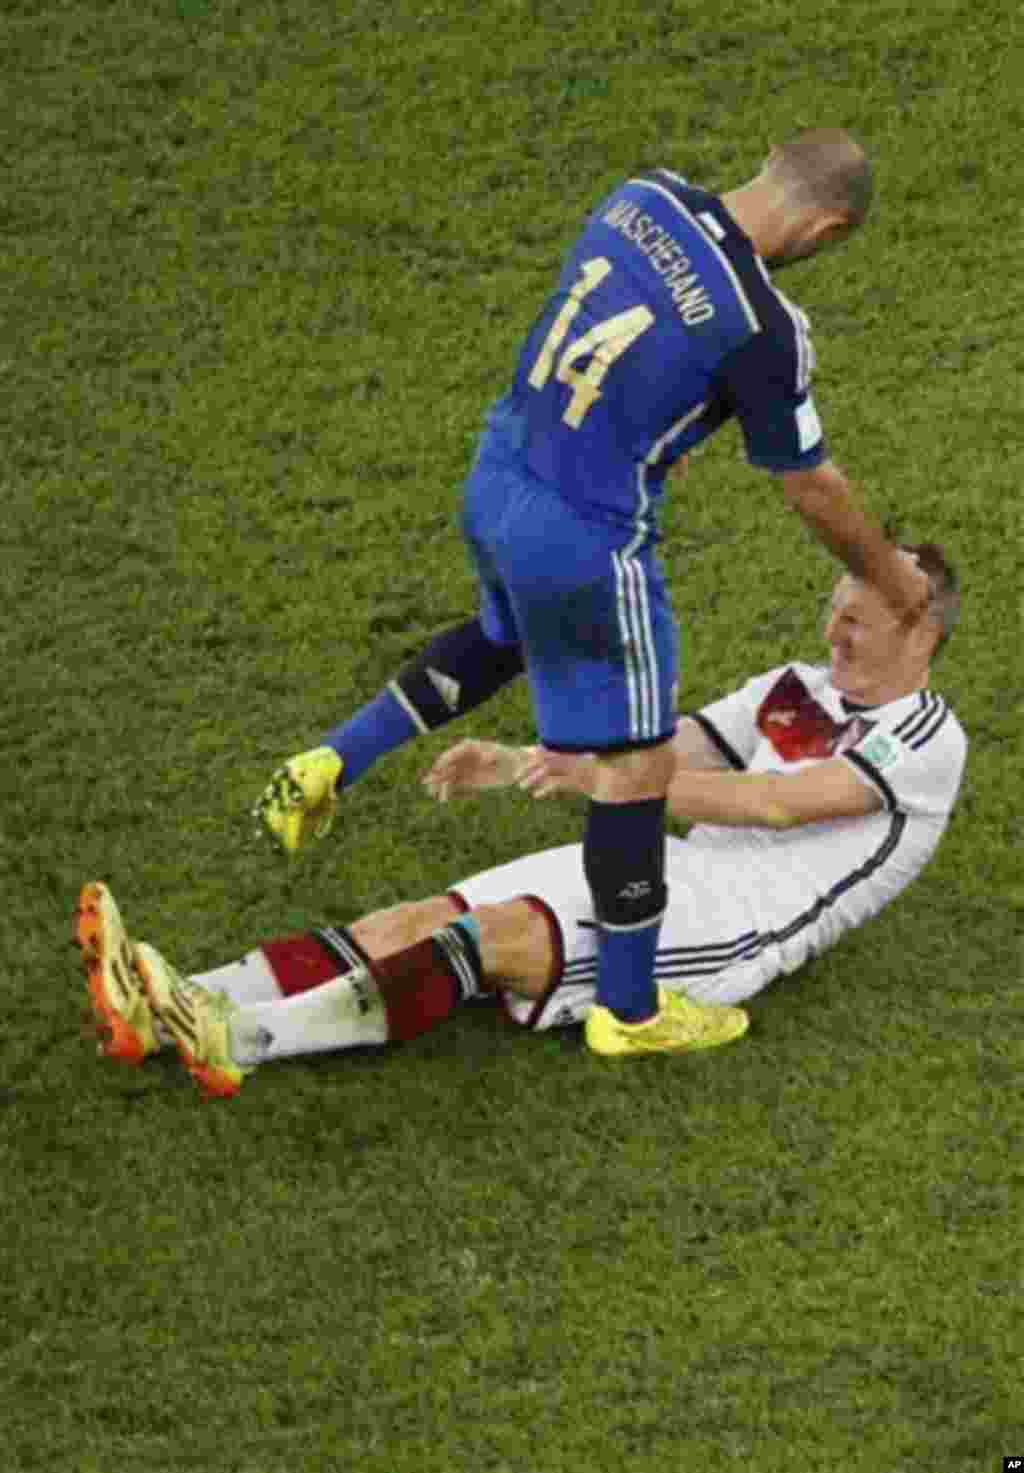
[253,746,343,855]
[423,740,529,801]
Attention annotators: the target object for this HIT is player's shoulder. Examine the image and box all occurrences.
[842,685,966,815]
[634,170,812,336]
[872,686,967,760]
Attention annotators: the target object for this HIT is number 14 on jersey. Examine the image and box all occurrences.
[527,257,654,429]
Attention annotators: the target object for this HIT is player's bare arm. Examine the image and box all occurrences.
[666,754,882,829]
[424,739,598,800]
[780,461,928,622]
[425,717,729,802]
[667,716,734,771]
[514,717,730,797]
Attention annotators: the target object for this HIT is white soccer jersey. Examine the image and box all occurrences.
[451,662,967,1029]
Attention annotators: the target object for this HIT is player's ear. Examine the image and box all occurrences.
[756,145,781,179]
[807,212,854,254]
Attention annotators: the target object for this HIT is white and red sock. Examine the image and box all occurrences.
[215,920,485,1066]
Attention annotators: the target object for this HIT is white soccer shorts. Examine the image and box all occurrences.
[450,837,785,1029]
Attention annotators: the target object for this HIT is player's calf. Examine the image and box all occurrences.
[583,796,668,1023]
[387,618,524,733]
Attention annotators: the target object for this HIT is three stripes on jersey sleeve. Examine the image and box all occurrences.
[892,691,951,750]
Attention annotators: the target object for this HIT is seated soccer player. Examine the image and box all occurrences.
[76,546,965,1098]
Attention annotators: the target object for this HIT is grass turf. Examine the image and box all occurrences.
[1,1,1021,1469]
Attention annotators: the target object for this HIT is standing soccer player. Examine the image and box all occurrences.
[257,130,928,1058]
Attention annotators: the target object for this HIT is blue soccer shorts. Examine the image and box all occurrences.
[460,421,678,753]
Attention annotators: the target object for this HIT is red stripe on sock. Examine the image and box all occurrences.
[373,938,460,1043]
[261,934,343,998]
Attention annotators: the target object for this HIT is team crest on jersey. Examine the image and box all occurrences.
[757,669,864,762]
[857,730,900,771]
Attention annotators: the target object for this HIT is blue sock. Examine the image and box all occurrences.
[321,689,418,788]
[595,919,661,1023]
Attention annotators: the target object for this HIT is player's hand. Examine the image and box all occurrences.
[253,746,343,854]
[894,555,931,628]
[515,747,598,799]
[423,740,529,801]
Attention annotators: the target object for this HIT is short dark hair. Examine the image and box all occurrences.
[770,129,874,230]
[898,541,960,655]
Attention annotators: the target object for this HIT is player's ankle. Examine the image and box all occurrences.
[606,1003,658,1026]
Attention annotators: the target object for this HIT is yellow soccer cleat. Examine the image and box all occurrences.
[253,746,343,855]
[134,943,250,1100]
[75,882,160,1065]
[585,986,749,1058]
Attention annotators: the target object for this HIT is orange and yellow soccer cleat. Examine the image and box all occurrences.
[134,942,249,1100]
[75,882,160,1065]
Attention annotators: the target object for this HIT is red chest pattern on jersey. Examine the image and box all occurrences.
[757,669,868,762]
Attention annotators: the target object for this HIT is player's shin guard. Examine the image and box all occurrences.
[375,917,485,1042]
[583,798,668,1023]
[263,928,370,996]
[225,918,487,1062]
[387,618,524,733]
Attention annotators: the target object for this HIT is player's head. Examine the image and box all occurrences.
[824,543,959,704]
[752,129,873,267]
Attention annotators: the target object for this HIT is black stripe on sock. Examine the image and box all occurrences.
[313,925,371,972]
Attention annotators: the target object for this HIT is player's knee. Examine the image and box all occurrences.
[470,898,535,950]
[470,899,554,995]
[390,618,524,732]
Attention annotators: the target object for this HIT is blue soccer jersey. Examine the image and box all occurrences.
[497,168,828,526]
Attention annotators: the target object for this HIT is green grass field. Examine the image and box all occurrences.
[2,1,1022,1469]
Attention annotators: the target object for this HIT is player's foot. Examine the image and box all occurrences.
[585,986,749,1058]
[75,882,160,1064]
[134,943,249,1099]
[253,746,344,855]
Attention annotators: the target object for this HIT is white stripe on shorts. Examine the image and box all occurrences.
[613,548,659,741]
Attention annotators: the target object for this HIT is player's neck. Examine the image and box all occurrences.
[719,181,788,261]
[837,669,931,708]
